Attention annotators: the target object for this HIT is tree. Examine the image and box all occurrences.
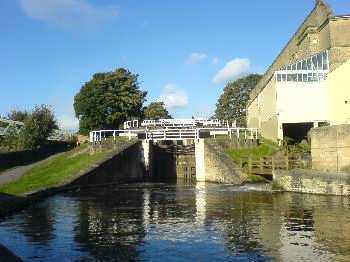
[19,105,58,149]
[214,74,262,127]
[7,109,29,122]
[143,102,171,120]
[74,68,147,134]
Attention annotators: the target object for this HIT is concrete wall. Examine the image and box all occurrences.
[248,76,329,142]
[68,141,145,188]
[327,60,350,125]
[247,77,279,141]
[273,169,350,196]
[195,139,247,184]
[310,125,350,172]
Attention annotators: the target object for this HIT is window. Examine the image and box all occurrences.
[323,51,328,70]
[297,62,302,70]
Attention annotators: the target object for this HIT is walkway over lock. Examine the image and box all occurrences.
[89,127,259,142]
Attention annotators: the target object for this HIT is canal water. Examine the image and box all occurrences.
[0,182,350,261]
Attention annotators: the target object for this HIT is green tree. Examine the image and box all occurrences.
[143,102,171,120]
[19,105,58,149]
[214,74,262,127]
[7,110,29,122]
[74,68,147,134]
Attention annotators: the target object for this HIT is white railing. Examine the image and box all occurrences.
[139,118,230,128]
[145,129,199,140]
[89,127,259,142]
[89,129,139,142]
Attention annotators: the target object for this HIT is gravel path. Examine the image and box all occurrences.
[0,152,64,185]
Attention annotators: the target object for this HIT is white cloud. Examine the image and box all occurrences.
[19,0,118,29]
[187,52,208,64]
[212,57,219,65]
[159,84,189,110]
[213,58,250,84]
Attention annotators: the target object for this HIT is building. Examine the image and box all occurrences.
[247,0,350,142]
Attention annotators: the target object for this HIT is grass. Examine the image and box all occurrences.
[226,144,278,164]
[244,174,268,183]
[0,144,114,196]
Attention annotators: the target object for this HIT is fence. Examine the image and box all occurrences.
[239,156,311,176]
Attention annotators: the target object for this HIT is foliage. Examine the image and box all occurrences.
[0,105,58,151]
[214,74,262,127]
[226,144,277,163]
[74,68,147,134]
[143,102,171,120]
[0,144,113,195]
[19,105,58,150]
[282,136,311,156]
[7,110,29,122]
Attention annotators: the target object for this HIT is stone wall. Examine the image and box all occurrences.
[310,125,350,172]
[195,139,247,184]
[67,141,145,188]
[273,169,350,196]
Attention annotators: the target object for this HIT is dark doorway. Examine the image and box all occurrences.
[282,122,314,143]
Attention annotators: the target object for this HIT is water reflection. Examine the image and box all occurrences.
[0,183,350,261]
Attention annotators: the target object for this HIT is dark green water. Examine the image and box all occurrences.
[0,182,350,261]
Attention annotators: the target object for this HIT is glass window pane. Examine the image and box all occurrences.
[312,56,318,70]
[287,65,291,70]
[292,64,296,70]
[308,73,313,82]
[298,74,302,81]
[297,62,302,70]
[323,51,328,70]
[317,54,322,70]
[282,74,286,81]
[277,74,281,82]
[303,74,308,82]
[302,60,307,70]
[307,59,312,70]
[287,74,292,81]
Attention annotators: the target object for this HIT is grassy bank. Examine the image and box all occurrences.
[225,143,278,163]
[0,144,115,196]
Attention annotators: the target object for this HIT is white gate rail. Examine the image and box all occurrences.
[90,127,259,143]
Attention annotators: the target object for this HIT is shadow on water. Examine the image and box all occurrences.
[1,183,350,261]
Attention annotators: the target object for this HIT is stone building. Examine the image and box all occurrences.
[247,0,350,142]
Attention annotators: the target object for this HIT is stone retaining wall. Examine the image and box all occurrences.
[273,169,350,196]
[310,124,350,172]
[195,139,247,184]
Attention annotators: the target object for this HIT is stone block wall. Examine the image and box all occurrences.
[273,169,350,196]
[195,139,247,184]
[310,124,350,172]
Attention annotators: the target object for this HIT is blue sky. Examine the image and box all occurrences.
[0,0,349,130]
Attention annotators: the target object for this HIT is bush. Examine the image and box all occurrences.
[18,105,58,150]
